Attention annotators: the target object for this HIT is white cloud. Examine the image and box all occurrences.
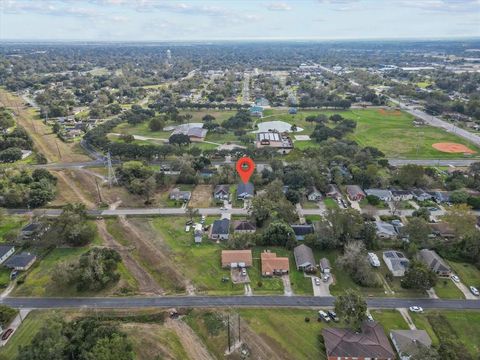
[266,2,292,11]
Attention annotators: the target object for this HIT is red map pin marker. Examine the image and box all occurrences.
[236,156,255,184]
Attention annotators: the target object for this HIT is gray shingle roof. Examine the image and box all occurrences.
[4,252,36,269]
[419,249,451,273]
[0,245,14,258]
[237,182,254,196]
[293,244,315,269]
[390,330,432,358]
[212,219,230,235]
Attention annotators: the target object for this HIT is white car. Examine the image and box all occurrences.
[314,277,321,286]
[318,310,330,322]
[451,275,460,283]
[409,306,423,313]
[470,286,480,296]
[366,312,374,322]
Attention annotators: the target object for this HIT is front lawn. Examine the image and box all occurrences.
[434,278,464,299]
[448,260,480,288]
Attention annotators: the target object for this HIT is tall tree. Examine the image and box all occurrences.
[334,290,367,331]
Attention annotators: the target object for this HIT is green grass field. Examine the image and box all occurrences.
[448,260,480,288]
[434,278,464,299]
[0,215,28,241]
[370,309,410,332]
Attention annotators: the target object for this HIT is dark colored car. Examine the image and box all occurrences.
[1,329,13,341]
[327,310,339,322]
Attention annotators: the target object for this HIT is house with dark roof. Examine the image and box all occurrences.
[233,220,256,234]
[307,187,322,201]
[291,224,314,241]
[20,222,47,240]
[210,219,230,240]
[0,245,15,264]
[412,189,433,202]
[237,182,254,200]
[293,244,315,271]
[430,222,455,238]
[391,190,414,201]
[346,185,366,201]
[418,249,451,277]
[429,191,451,203]
[322,322,395,360]
[383,250,409,277]
[214,185,230,200]
[326,184,341,199]
[375,221,398,239]
[390,330,432,360]
[4,252,37,271]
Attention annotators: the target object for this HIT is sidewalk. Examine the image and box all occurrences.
[0,309,32,347]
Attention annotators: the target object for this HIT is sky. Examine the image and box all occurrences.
[0,0,479,41]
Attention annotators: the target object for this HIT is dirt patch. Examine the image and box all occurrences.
[51,170,96,209]
[166,319,214,360]
[97,219,162,295]
[378,108,401,116]
[0,89,90,163]
[189,185,213,208]
[432,142,476,154]
[239,323,291,360]
[119,217,190,293]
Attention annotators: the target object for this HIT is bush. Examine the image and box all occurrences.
[0,305,18,327]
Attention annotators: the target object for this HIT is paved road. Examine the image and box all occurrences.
[1,296,479,310]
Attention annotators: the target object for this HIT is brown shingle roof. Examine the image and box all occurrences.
[322,322,395,359]
[261,251,289,274]
[221,250,252,267]
[233,220,256,232]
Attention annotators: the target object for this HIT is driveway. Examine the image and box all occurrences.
[282,275,293,296]
[0,308,31,347]
[310,275,332,297]
[350,200,361,211]
[397,308,416,330]
[452,279,479,300]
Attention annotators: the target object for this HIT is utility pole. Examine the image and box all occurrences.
[95,178,103,203]
[55,140,62,160]
[227,315,231,353]
[106,152,118,187]
[238,313,241,343]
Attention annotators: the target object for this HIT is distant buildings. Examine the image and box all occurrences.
[169,188,191,202]
[291,224,314,241]
[171,123,208,142]
[255,131,294,154]
[390,330,432,360]
[293,244,315,271]
[346,185,366,201]
[418,249,451,277]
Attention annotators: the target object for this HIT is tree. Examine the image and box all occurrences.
[412,207,431,221]
[395,165,426,188]
[285,189,301,204]
[336,241,380,287]
[202,114,215,123]
[0,305,17,327]
[361,222,378,250]
[149,117,164,132]
[120,134,134,143]
[443,203,476,239]
[89,333,134,360]
[365,194,380,206]
[169,133,190,146]
[0,147,22,163]
[227,233,256,250]
[47,203,96,246]
[410,346,440,360]
[401,261,437,291]
[334,290,367,331]
[261,222,296,248]
[403,217,431,245]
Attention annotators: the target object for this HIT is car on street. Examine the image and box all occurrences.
[470,286,480,296]
[314,277,321,286]
[327,310,339,322]
[318,310,330,322]
[1,329,13,341]
[451,275,460,283]
[409,306,423,313]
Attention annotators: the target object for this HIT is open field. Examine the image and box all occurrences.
[0,88,90,163]
[189,185,213,208]
[448,260,480,288]
[0,215,28,241]
[411,310,480,357]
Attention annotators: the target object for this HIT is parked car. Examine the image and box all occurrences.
[470,286,480,296]
[241,268,247,276]
[185,225,190,232]
[322,274,330,282]
[318,310,330,322]
[409,306,423,313]
[185,220,193,226]
[314,277,321,286]
[366,311,374,321]
[451,275,460,283]
[327,310,339,322]
[1,329,13,341]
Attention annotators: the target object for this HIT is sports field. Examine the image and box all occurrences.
[263,108,480,159]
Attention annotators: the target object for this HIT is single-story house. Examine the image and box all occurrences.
[390,330,432,360]
[375,221,398,238]
[4,252,37,271]
[237,182,254,200]
[0,245,15,264]
[326,184,341,199]
[429,191,451,203]
[261,251,289,276]
[169,188,191,202]
[418,249,451,277]
[249,105,263,117]
[383,250,409,277]
[210,219,230,240]
[199,168,215,178]
[391,190,414,201]
[346,185,366,201]
[291,224,314,241]
[233,220,256,233]
[293,244,315,271]
[430,222,455,238]
[221,250,253,268]
[368,252,381,267]
[307,187,322,201]
[365,189,393,202]
[20,222,46,239]
[213,185,230,200]
[322,322,395,360]
[320,258,331,274]
[412,189,433,202]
